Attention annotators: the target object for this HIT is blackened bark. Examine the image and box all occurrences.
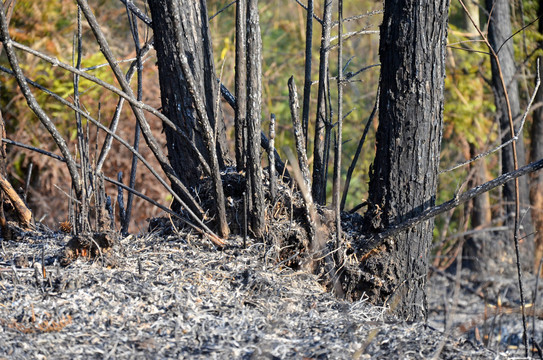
[301,0,313,147]
[362,0,449,321]
[486,0,534,270]
[312,0,332,205]
[246,0,265,237]
[235,0,247,171]
[149,0,229,190]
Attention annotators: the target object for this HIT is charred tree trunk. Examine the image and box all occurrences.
[246,0,265,238]
[149,0,231,236]
[235,0,247,172]
[312,0,332,205]
[486,0,534,271]
[361,0,449,321]
[148,0,230,190]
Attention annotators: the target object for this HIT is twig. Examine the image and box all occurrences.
[440,69,540,174]
[293,0,323,25]
[118,0,151,26]
[209,0,236,21]
[327,29,379,51]
[269,114,277,202]
[122,6,144,236]
[288,76,311,193]
[331,9,383,27]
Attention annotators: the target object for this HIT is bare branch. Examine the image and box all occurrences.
[293,0,323,25]
[360,157,543,256]
[0,6,82,198]
[209,0,236,21]
[119,0,152,26]
[2,139,225,247]
[288,76,312,192]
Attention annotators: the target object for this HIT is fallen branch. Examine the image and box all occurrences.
[0,174,32,229]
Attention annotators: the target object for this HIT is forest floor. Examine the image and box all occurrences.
[0,222,541,359]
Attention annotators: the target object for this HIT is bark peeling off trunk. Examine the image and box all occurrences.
[361,0,449,321]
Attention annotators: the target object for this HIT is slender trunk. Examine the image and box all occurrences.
[312,0,333,205]
[246,0,265,237]
[486,0,534,271]
[301,0,313,147]
[235,0,247,171]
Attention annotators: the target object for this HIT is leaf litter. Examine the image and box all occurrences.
[0,226,505,359]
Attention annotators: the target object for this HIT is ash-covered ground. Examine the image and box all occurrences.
[1,222,531,360]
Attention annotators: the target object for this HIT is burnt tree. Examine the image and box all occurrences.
[361,0,449,321]
[148,0,230,236]
[246,0,266,237]
[312,0,332,205]
[148,0,230,188]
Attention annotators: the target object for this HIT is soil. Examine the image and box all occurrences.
[2,222,537,360]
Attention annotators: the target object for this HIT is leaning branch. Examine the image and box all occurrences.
[360,157,543,255]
